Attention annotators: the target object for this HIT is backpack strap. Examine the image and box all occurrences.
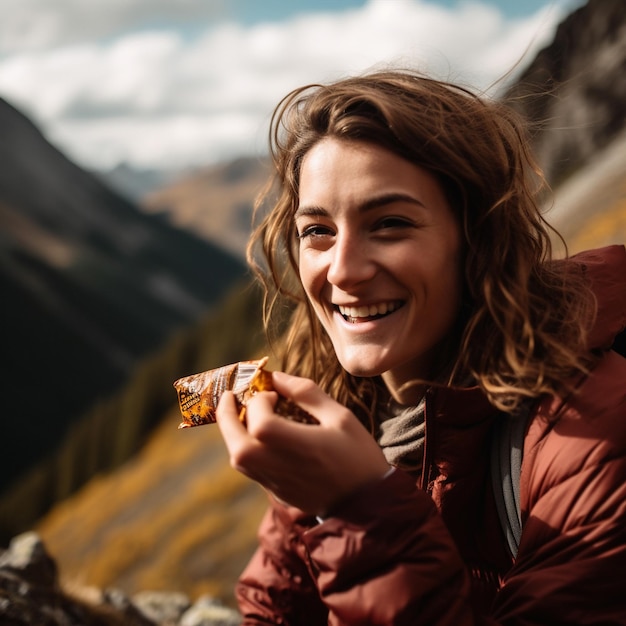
[491,408,530,558]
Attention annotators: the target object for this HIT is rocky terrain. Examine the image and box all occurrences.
[505,0,626,187]
[0,532,242,625]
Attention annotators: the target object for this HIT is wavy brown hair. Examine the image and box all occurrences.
[247,69,596,427]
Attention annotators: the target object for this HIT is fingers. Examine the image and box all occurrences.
[215,373,389,515]
[216,389,297,493]
[216,389,285,466]
[270,370,352,427]
[243,389,308,443]
[215,391,246,436]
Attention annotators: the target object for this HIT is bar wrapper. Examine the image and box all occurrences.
[173,356,318,429]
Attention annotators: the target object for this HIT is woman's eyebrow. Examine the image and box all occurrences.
[360,192,426,212]
[296,192,425,218]
[294,205,329,219]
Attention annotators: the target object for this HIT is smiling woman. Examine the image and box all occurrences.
[213,69,626,625]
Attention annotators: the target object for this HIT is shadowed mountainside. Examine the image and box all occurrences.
[505,0,626,252]
[0,96,250,540]
[504,0,626,187]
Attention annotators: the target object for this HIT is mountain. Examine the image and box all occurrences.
[504,0,626,188]
[503,0,626,252]
[141,156,271,260]
[96,162,184,203]
[0,96,250,534]
[17,0,626,617]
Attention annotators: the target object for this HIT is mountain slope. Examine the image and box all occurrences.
[0,96,248,518]
[505,0,626,187]
[37,405,267,607]
[547,128,626,252]
[142,156,271,260]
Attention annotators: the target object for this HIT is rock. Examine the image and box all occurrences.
[0,532,243,625]
[0,531,58,588]
[505,0,626,186]
[101,588,156,624]
[133,590,192,623]
[180,596,242,626]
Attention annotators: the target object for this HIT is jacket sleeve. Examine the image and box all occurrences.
[302,469,476,625]
[236,469,478,626]
[236,501,329,625]
[492,350,626,624]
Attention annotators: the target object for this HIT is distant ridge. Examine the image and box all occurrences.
[142,156,271,260]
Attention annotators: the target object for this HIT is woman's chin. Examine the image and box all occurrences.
[338,356,387,379]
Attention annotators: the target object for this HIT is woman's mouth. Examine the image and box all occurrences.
[337,301,403,323]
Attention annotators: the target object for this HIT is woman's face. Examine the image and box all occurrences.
[296,138,463,403]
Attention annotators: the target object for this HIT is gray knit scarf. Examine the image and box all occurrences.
[376,397,426,477]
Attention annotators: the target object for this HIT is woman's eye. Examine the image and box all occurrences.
[297,224,333,239]
[375,217,414,230]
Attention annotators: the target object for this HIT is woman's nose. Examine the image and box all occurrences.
[326,233,376,287]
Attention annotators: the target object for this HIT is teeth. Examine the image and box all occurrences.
[338,302,399,319]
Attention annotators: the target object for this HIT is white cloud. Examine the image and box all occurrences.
[0,0,229,53]
[0,0,573,171]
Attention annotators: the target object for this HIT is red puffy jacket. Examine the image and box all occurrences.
[236,245,626,625]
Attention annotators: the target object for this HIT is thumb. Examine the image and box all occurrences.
[215,390,248,445]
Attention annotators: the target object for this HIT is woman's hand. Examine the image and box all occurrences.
[216,370,390,516]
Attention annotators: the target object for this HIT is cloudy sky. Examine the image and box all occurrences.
[0,0,584,174]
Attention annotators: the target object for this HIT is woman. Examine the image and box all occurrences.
[216,70,626,624]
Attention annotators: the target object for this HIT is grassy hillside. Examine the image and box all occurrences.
[36,279,272,608]
[546,130,626,255]
[37,407,268,606]
[2,279,266,540]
